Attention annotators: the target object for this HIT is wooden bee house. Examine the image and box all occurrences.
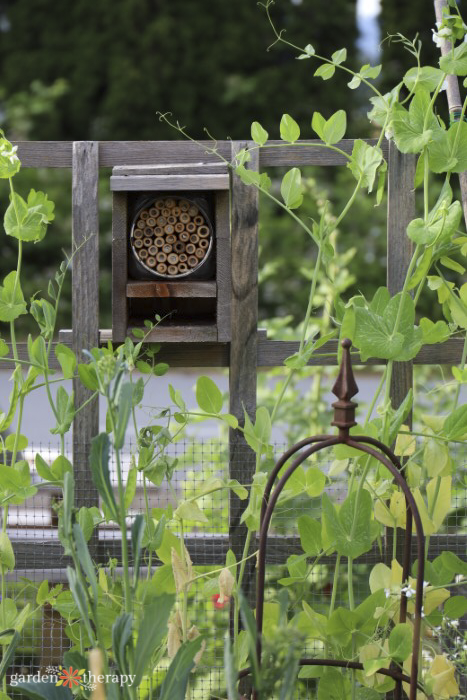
[110,163,231,342]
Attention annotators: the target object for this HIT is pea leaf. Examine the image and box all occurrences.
[403,66,445,93]
[314,64,336,80]
[196,376,223,414]
[0,271,27,322]
[251,121,268,146]
[280,114,300,143]
[440,41,467,75]
[331,48,347,65]
[280,168,304,209]
[444,404,467,439]
[347,139,383,192]
[298,515,322,556]
[389,623,412,662]
[444,595,467,619]
[393,89,439,154]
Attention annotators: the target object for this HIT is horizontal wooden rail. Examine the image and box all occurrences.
[6,336,462,371]
[11,532,464,569]
[126,281,217,298]
[13,139,389,169]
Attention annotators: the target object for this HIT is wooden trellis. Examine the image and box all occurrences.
[4,138,465,579]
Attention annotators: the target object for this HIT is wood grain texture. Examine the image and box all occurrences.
[112,192,129,342]
[128,322,218,342]
[113,163,228,176]
[229,142,259,606]
[54,335,465,367]
[110,174,230,191]
[126,281,216,298]
[216,190,231,341]
[14,139,388,169]
[72,142,100,518]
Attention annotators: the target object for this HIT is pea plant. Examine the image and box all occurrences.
[161,0,467,697]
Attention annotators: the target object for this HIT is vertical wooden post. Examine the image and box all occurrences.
[386,140,416,567]
[112,191,129,342]
[229,142,259,604]
[72,142,100,519]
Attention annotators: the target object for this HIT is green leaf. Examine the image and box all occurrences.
[154,361,169,376]
[444,595,467,619]
[419,318,450,345]
[133,594,175,686]
[158,637,204,700]
[90,433,118,520]
[306,467,326,497]
[354,307,404,361]
[317,668,351,700]
[0,532,15,571]
[348,75,361,89]
[407,248,432,290]
[5,433,27,451]
[54,343,76,379]
[224,632,239,700]
[403,66,445,93]
[72,523,98,604]
[311,112,326,140]
[393,89,438,154]
[440,256,464,274]
[175,499,209,523]
[114,382,133,449]
[327,607,357,645]
[322,490,376,559]
[322,110,347,145]
[51,385,74,436]
[314,63,336,80]
[440,41,467,75]
[112,612,133,677]
[280,168,304,209]
[0,271,27,322]
[124,465,137,509]
[0,137,20,179]
[298,515,322,555]
[347,139,383,192]
[196,376,223,413]
[280,114,300,143]
[389,623,413,662]
[251,121,268,146]
[331,48,347,65]
[444,404,467,439]
[428,121,467,173]
[439,551,467,576]
[78,363,99,391]
[66,567,94,643]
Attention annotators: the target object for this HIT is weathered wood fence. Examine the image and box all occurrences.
[5,138,465,578]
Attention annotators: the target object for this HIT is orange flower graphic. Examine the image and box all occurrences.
[56,666,84,688]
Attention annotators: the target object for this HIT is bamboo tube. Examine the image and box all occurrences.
[186,243,196,255]
[166,234,176,244]
[143,237,152,247]
[186,222,196,233]
[190,233,199,244]
[180,212,190,224]
[178,253,188,263]
[155,237,165,248]
[155,198,165,209]
[187,256,198,268]
[179,231,190,243]
[167,252,179,265]
[157,216,167,226]
[174,242,186,253]
[156,252,167,263]
[146,217,156,227]
[139,249,148,259]
[198,225,210,238]
[149,207,158,217]
[188,205,199,217]
[162,243,173,254]
[175,222,185,233]
[179,199,190,211]
[134,239,144,249]
[147,257,156,268]
[157,263,168,274]
[164,198,176,208]
[167,215,177,225]
[178,263,188,273]
[144,227,153,236]
[148,245,158,256]
[193,215,204,226]
[133,228,143,239]
[164,226,175,236]
[195,248,205,259]
[172,207,181,217]
[136,220,145,229]
[199,238,209,250]
[167,265,178,275]
[161,207,171,217]
[140,211,149,220]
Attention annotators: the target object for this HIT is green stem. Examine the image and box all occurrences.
[453,331,467,409]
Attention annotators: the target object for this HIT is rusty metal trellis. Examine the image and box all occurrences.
[254,339,426,700]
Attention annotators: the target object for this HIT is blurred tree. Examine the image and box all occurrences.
[0,0,359,141]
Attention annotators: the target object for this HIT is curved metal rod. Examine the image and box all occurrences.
[254,436,426,700]
[256,437,341,654]
[347,438,425,700]
[239,658,426,691]
[259,435,333,525]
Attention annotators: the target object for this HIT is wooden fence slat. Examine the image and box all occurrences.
[14,138,388,169]
[72,142,100,523]
[112,191,128,342]
[386,141,416,566]
[229,142,259,606]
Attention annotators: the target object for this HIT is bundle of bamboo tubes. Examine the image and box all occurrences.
[131,197,212,277]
